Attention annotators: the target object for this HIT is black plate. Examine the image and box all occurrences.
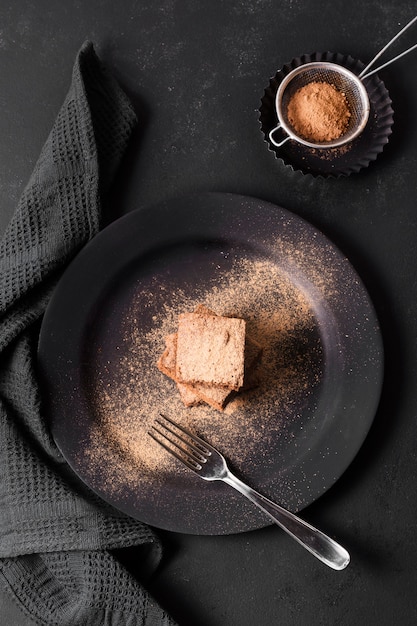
[38,193,383,535]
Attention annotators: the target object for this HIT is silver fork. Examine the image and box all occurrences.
[150,414,350,571]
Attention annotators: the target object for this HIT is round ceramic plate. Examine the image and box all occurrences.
[38,193,383,535]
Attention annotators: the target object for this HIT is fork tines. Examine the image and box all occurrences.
[149,413,211,471]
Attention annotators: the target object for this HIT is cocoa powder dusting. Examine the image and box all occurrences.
[287,81,351,142]
[80,247,339,501]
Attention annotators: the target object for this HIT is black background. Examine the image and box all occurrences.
[1,1,416,625]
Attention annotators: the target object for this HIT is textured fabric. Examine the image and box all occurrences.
[0,41,175,625]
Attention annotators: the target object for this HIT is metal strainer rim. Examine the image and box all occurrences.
[274,62,370,149]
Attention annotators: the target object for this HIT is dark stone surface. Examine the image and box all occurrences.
[1,1,417,624]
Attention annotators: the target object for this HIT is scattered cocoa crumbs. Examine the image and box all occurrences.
[81,251,332,501]
[287,81,351,143]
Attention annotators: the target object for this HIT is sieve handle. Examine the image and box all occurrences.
[269,124,291,147]
[359,15,417,80]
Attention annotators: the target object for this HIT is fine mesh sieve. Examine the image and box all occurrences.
[269,15,417,150]
[270,63,369,149]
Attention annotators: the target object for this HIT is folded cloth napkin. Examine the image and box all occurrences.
[0,41,176,626]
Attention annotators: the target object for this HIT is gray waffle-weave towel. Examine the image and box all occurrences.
[0,41,175,626]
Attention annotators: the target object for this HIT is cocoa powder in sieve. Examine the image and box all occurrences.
[287,81,351,143]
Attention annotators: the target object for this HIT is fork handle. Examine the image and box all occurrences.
[222,472,350,570]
